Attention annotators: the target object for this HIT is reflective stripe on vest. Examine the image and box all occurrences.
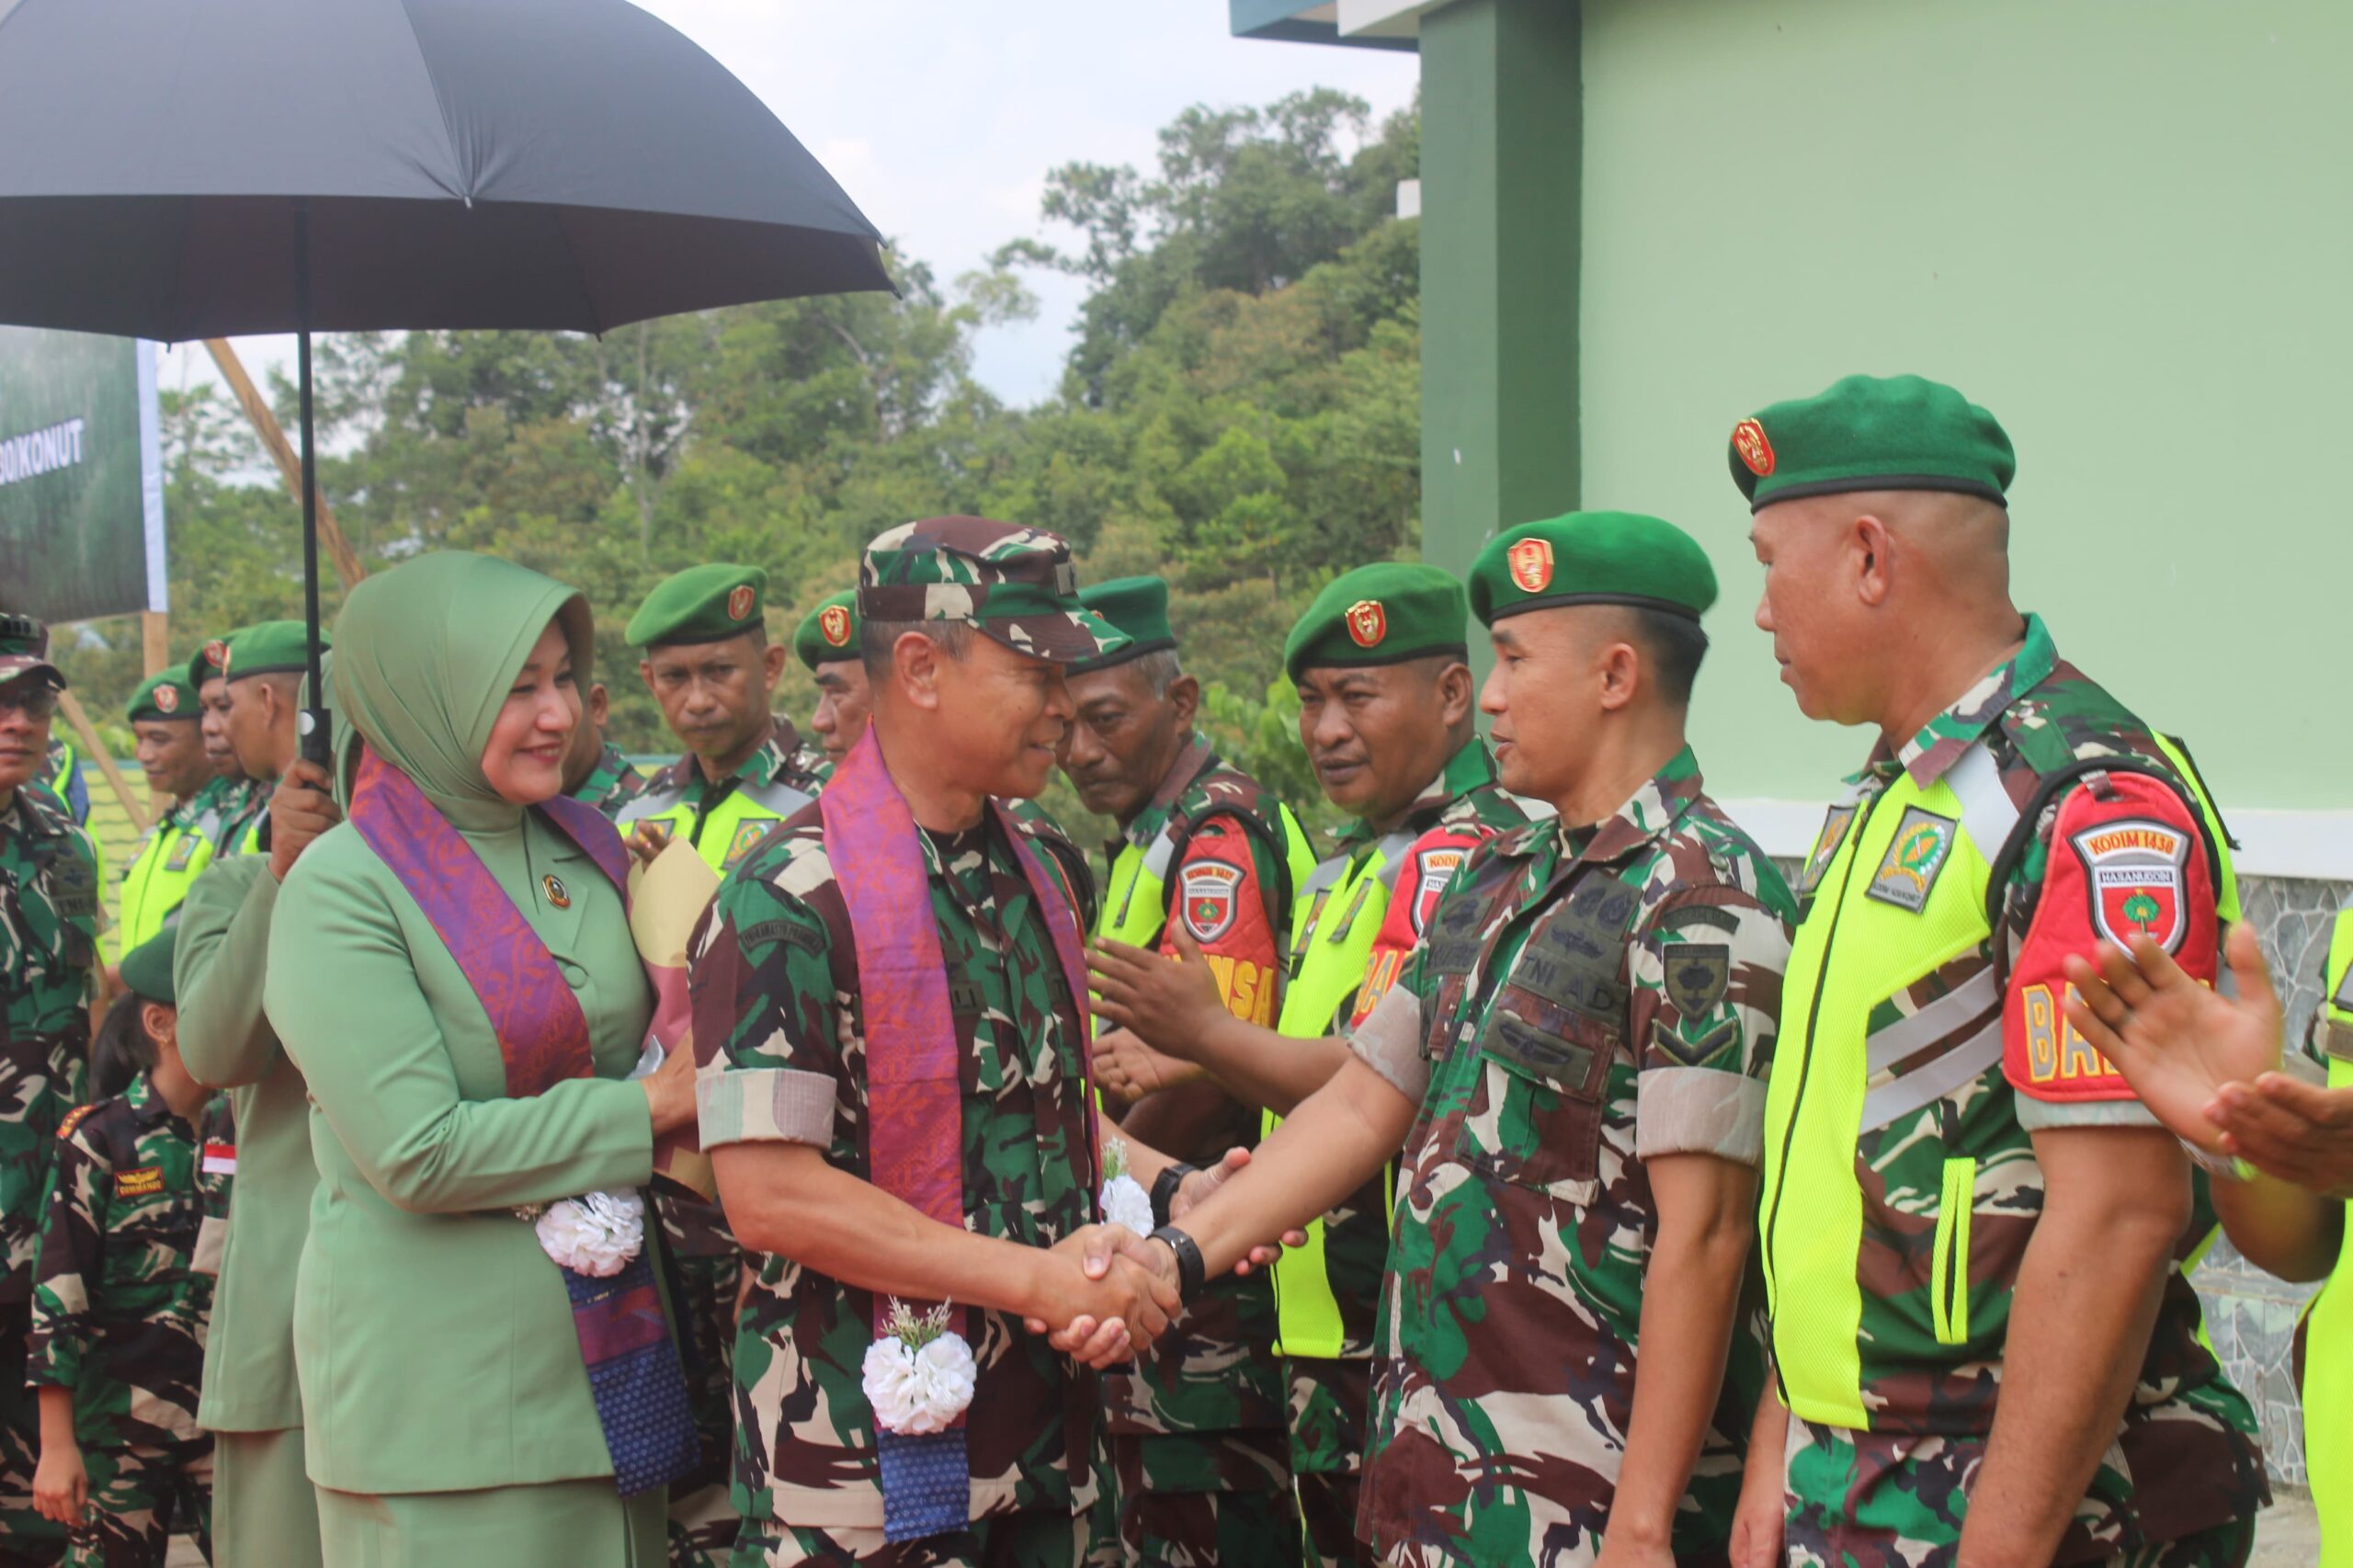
[1265,828,1413,1360]
[1762,740,2237,1432]
[116,818,218,960]
[2308,908,2353,1563]
[618,773,812,876]
[1097,805,1317,951]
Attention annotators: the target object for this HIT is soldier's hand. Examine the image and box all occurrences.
[1088,927,1227,1059]
[1091,1026,1206,1105]
[1169,1146,1306,1276]
[2063,923,2284,1156]
[1595,1534,1676,1568]
[640,1044,699,1137]
[31,1439,86,1525]
[269,758,343,883]
[1025,1228,1179,1366]
[2209,1074,2353,1200]
[627,820,672,868]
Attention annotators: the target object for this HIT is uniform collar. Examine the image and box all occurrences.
[661,721,801,793]
[124,1070,176,1130]
[1860,613,2058,791]
[1118,735,1217,852]
[1340,737,1496,850]
[577,743,630,795]
[1497,744,1706,870]
[2,780,69,841]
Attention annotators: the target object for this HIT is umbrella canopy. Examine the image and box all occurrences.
[0,0,892,340]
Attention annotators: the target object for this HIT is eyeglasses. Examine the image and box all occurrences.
[0,682,61,720]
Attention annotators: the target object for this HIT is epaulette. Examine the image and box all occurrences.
[55,1103,95,1142]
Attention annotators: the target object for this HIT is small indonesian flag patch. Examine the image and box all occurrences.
[1180,861,1244,943]
[202,1141,236,1176]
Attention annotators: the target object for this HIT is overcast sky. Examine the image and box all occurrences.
[160,0,1419,416]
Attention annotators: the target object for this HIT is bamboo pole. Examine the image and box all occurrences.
[141,611,169,677]
[55,687,150,836]
[202,338,366,589]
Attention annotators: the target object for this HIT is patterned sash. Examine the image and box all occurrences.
[347,747,698,1496]
[819,729,1099,1541]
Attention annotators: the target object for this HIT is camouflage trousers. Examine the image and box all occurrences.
[736,1507,1085,1568]
[0,1298,63,1565]
[1103,1429,1301,1568]
[1286,1359,1370,1568]
[1784,1421,2256,1568]
[663,1224,744,1568]
[61,1440,212,1568]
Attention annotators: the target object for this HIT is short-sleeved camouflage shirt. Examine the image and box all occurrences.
[1345,746,1790,1565]
[689,804,1099,1533]
[1,783,101,1299]
[573,742,651,821]
[28,1072,219,1447]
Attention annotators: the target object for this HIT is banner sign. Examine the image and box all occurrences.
[0,326,166,623]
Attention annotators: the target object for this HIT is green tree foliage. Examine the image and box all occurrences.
[54,89,1420,846]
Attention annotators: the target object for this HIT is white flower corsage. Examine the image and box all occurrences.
[861,1301,977,1436]
[1099,1138,1154,1237]
[533,1188,647,1278]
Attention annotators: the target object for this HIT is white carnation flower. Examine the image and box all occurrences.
[534,1187,646,1278]
[861,1308,976,1435]
[1100,1172,1154,1237]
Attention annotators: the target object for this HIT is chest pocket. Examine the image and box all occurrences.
[1449,874,1638,1199]
[31,840,97,968]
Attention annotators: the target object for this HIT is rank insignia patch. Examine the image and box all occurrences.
[1180,861,1243,943]
[2071,817,2192,952]
[1867,807,1956,914]
[1346,598,1387,649]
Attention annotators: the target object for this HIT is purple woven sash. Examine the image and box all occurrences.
[346,747,697,1496]
[819,729,1101,1540]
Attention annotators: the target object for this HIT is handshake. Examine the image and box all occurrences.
[1017,1148,1302,1369]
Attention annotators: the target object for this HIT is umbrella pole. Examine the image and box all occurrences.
[295,199,330,767]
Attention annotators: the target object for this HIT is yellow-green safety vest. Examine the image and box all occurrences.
[1265,828,1415,1360]
[615,770,813,876]
[115,798,233,961]
[2309,910,2353,1566]
[1760,736,2234,1428]
[1096,802,1316,953]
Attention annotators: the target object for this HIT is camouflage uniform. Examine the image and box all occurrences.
[1340,746,1790,1566]
[574,742,652,821]
[691,806,1102,1566]
[1283,744,1522,1568]
[28,1074,221,1567]
[1763,617,2267,1566]
[1,780,100,1563]
[1098,745,1303,1568]
[627,725,828,874]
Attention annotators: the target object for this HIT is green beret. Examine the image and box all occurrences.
[119,926,177,1005]
[1069,576,1176,674]
[186,629,244,690]
[1730,373,2015,512]
[792,590,860,671]
[222,620,319,682]
[1470,512,1717,628]
[858,517,1126,665]
[1284,563,1469,683]
[627,565,767,650]
[126,670,199,723]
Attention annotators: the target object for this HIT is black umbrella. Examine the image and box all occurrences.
[0,0,892,758]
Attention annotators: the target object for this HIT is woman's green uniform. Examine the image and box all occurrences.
[263,553,668,1567]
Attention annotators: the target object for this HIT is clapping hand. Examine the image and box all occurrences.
[1090,928,1228,1059]
[2061,923,2353,1197]
[1091,1026,1205,1105]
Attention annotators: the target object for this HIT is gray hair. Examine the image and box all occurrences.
[859,617,973,677]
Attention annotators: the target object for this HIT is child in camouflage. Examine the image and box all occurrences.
[28,927,223,1567]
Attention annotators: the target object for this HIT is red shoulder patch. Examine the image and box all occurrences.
[1348,821,1501,1029]
[2004,773,2218,1103]
[55,1104,94,1142]
[1166,822,1279,1027]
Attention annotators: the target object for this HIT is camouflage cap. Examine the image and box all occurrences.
[127,669,199,723]
[222,620,317,682]
[792,589,860,671]
[858,517,1127,665]
[0,612,63,688]
[627,564,768,650]
[119,924,178,1005]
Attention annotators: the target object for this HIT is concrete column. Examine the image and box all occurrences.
[1417,0,1582,582]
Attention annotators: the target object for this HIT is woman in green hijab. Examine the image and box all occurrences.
[265,552,699,1568]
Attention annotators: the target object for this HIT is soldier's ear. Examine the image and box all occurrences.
[892,631,943,710]
[761,638,788,691]
[1166,673,1200,729]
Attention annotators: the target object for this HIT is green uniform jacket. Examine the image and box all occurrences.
[175,852,311,1433]
[264,811,656,1494]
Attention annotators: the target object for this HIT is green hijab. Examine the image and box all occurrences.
[330,552,593,829]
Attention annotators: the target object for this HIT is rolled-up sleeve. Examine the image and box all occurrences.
[1631,892,1790,1165]
[1347,983,1433,1106]
[688,860,847,1153]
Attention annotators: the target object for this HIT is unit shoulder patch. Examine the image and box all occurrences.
[1866,806,1957,915]
[1662,942,1732,1017]
[2069,816,2192,952]
[1179,860,1243,943]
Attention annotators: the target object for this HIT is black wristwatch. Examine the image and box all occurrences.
[1147,1225,1207,1304]
[1149,1162,1197,1230]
